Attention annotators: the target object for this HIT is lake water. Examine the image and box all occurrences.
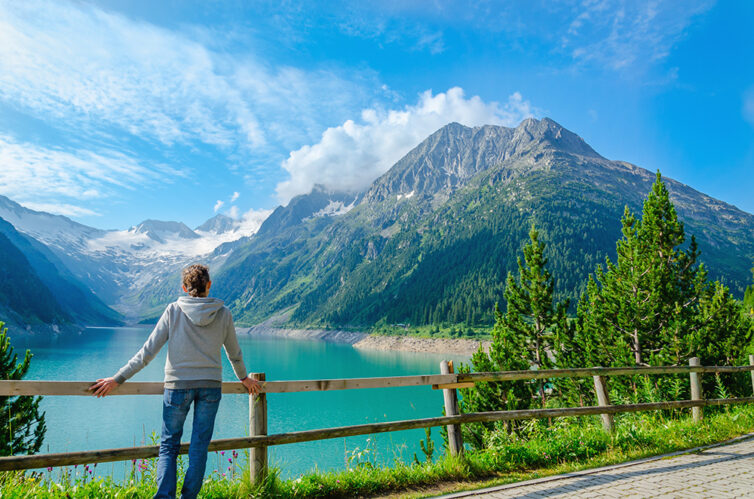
[14,327,468,480]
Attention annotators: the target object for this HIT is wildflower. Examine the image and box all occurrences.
[46,467,52,472]
[228,458,232,463]
[220,451,225,456]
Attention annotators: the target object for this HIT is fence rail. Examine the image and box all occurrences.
[1,356,754,478]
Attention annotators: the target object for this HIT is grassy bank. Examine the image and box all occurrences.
[369,323,492,340]
[2,405,754,498]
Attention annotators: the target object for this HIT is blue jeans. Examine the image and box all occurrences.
[154,387,221,499]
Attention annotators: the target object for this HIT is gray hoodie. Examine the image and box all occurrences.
[114,297,248,388]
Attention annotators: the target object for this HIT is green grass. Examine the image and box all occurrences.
[368,323,493,340]
[3,406,754,498]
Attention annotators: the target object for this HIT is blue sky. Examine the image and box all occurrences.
[0,0,752,230]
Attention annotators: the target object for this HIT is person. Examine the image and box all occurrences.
[89,263,260,499]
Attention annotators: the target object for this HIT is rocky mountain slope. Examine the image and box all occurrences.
[211,118,754,328]
[0,195,269,323]
[2,118,751,331]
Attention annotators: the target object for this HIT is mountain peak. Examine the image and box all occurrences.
[195,214,236,234]
[513,117,600,158]
[131,219,200,243]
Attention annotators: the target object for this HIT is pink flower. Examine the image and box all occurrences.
[228,458,232,463]
[220,451,225,456]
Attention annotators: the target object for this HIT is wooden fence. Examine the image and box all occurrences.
[1,355,754,481]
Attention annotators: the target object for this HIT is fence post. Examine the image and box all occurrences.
[749,355,754,396]
[592,373,614,434]
[689,357,703,422]
[249,372,267,482]
[440,360,464,456]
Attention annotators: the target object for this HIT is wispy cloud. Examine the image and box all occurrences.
[213,200,224,212]
[0,134,178,216]
[560,0,714,72]
[230,192,240,202]
[0,0,377,155]
[20,202,100,218]
[276,87,536,202]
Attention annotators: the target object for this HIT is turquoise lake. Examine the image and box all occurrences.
[14,327,468,480]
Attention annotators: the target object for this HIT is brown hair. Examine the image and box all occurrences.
[182,264,210,297]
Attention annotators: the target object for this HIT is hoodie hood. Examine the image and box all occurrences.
[176,297,225,326]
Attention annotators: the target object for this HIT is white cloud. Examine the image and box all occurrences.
[21,202,100,218]
[237,208,273,235]
[214,200,224,212]
[0,134,179,215]
[230,192,240,202]
[0,0,376,154]
[228,206,239,219]
[276,87,535,202]
[561,0,714,72]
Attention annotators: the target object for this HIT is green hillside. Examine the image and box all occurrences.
[212,119,754,329]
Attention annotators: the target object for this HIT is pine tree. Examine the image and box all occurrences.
[572,172,752,400]
[744,267,754,317]
[457,304,530,449]
[501,226,568,405]
[0,321,46,455]
[576,172,705,369]
[457,227,568,448]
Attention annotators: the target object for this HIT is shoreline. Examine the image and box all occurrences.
[353,334,490,355]
[237,324,489,355]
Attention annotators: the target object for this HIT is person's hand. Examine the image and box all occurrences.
[241,377,262,395]
[89,377,120,398]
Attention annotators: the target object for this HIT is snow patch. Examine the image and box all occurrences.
[311,200,356,218]
[397,190,415,200]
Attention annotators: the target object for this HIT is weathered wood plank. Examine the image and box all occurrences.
[3,396,753,471]
[0,375,459,396]
[690,357,703,422]
[250,373,267,482]
[458,365,754,383]
[441,361,463,456]
[432,382,475,390]
[2,365,754,397]
[593,374,614,433]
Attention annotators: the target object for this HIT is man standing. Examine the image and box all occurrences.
[89,264,260,499]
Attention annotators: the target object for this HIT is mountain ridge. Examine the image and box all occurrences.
[210,118,754,328]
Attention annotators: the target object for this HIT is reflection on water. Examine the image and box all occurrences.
[13,327,467,480]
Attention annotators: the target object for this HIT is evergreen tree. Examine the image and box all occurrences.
[502,226,568,405]
[457,304,530,449]
[571,173,752,400]
[744,267,754,316]
[457,227,567,448]
[0,322,46,455]
[575,172,706,369]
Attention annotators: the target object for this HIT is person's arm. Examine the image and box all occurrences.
[223,310,260,394]
[89,306,171,397]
